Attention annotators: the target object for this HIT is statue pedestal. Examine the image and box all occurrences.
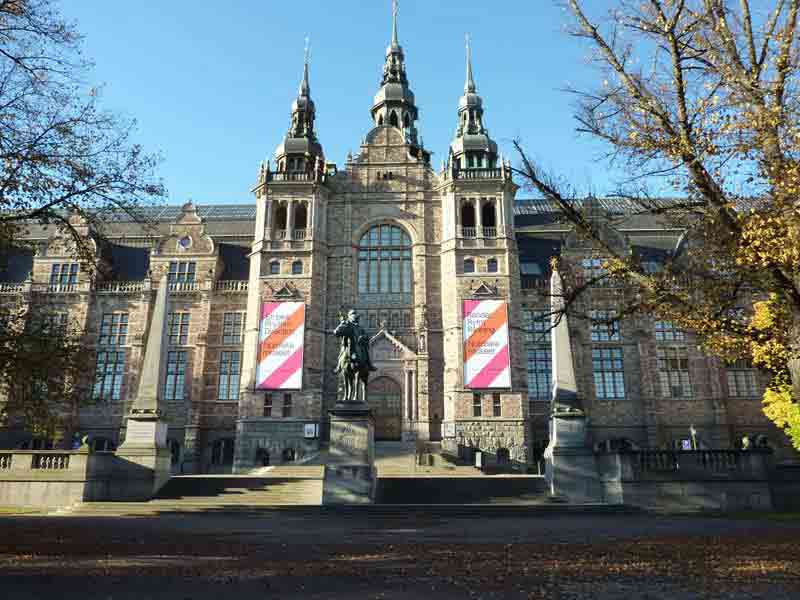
[323,404,376,504]
[115,414,171,501]
[544,412,602,503]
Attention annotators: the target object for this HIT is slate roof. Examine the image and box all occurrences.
[0,201,687,284]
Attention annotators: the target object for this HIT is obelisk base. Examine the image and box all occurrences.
[544,412,602,503]
[323,404,376,504]
[114,414,171,501]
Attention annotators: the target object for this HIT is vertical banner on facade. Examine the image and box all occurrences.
[463,300,511,389]
[256,302,305,390]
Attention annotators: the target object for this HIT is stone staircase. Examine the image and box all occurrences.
[58,467,324,516]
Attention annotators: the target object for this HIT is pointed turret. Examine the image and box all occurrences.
[371,0,420,144]
[273,38,324,174]
[449,36,497,171]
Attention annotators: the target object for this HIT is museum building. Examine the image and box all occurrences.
[0,14,795,472]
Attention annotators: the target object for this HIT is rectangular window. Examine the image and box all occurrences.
[168,261,196,284]
[492,394,502,417]
[164,350,187,400]
[527,348,552,401]
[655,320,685,342]
[582,257,610,286]
[263,393,273,417]
[523,309,551,344]
[657,347,693,398]
[282,393,293,418]
[222,312,244,346]
[591,310,620,342]
[98,313,128,346]
[168,312,190,346]
[592,348,626,399]
[93,350,126,401]
[50,263,79,287]
[473,393,482,417]
[218,351,241,401]
[727,359,760,398]
[43,312,68,334]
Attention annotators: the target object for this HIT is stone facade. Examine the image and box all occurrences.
[1,15,797,473]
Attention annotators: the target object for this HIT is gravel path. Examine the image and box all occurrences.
[2,512,799,599]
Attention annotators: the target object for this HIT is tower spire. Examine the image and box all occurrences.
[391,0,400,48]
[299,35,311,97]
[465,34,476,94]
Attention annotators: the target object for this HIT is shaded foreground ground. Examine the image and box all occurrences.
[1,511,800,599]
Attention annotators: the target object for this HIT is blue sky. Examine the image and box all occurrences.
[66,1,618,205]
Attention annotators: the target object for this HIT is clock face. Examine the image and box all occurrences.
[179,236,192,249]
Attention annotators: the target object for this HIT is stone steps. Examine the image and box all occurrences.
[375,475,550,504]
[55,503,633,517]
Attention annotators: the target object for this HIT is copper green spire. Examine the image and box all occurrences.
[391,0,400,48]
[299,36,311,97]
[465,34,476,94]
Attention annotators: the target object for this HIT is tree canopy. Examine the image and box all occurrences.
[0,0,164,261]
[0,0,164,444]
[516,0,800,449]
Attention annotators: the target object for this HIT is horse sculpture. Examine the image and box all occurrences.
[333,309,377,404]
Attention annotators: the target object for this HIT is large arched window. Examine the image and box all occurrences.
[357,225,412,298]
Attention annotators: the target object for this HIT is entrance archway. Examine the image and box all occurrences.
[368,377,402,441]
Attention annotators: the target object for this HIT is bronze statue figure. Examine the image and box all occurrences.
[333,309,377,404]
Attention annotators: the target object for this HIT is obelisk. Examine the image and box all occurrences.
[544,260,602,502]
[116,274,172,499]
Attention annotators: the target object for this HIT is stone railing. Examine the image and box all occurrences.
[33,282,86,294]
[482,227,498,238]
[598,449,773,482]
[268,171,312,182]
[461,227,476,239]
[31,453,71,470]
[274,229,288,240]
[453,168,503,180]
[168,281,202,293]
[521,278,548,290]
[0,454,11,469]
[293,229,307,241]
[0,283,24,295]
[214,280,249,293]
[95,280,149,294]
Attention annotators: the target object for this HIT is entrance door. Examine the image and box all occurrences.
[368,377,403,441]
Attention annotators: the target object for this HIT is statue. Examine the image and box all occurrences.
[333,309,377,404]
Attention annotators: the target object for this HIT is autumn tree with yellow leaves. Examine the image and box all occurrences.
[515,0,800,448]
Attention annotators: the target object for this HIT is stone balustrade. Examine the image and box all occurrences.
[0,449,118,509]
[95,280,150,294]
[214,280,249,293]
[595,448,779,511]
[0,283,24,294]
[521,278,549,291]
[30,282,89,294]
[168,281,203,293]
[452,168,504,180]
[32,453,71,470]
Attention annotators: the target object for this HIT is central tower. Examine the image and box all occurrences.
[371,1,420,145]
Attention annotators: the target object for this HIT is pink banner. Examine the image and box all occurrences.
[256,302,305,390]
[463,300,511,389]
